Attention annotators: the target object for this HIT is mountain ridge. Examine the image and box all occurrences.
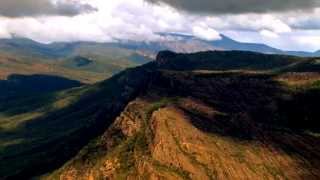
[1,50,320,179]
[44,51,320,180]
[0,34,318,58]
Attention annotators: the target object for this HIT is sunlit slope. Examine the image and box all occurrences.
[0,39,152,84]
[0,66,153,179]
[47,69,320,180]
[0,55,107,83]
[1,50,320,179]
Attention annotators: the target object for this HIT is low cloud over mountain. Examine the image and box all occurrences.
[0,0,318,52]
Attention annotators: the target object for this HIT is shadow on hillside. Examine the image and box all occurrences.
[0,74,83,117]
[148,71,320,170]
[151,71,320,134]
[2,67,320,179]
[0,74,82,100]
[0,67,152,179]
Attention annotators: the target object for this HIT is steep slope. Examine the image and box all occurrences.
[0,66,154,179]
[1,50,320,179]
[46,69,320,180]
[42,51,320,180]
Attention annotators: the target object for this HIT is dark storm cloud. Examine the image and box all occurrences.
[146,0,320,14]
[0,0,97,17]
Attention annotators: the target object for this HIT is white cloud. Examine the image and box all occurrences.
[203,14,292,34]
[224,30,320,52]
[260,29,279,38]
[294,35,320,50]
[192,26,221,40]
[0,19,11,38]
[0,0,318,51]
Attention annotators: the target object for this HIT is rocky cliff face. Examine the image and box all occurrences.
[45,65,320,179]
[47,94,320,179]
[2,50,320,179]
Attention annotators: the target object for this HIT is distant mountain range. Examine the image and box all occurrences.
[0,38,153,83]
[0,33,319,60]
[0,33,318,85]
[118,33,320,57]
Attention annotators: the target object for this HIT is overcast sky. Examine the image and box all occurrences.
[0,0,319,52]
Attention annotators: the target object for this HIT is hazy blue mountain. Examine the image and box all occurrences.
[0,34,318,65]
[285,51,316,57]
[117,34,218,55]
[209,34,282,54]
[115,33,319,57]
[0,38,60,59]
[154,33,319,57]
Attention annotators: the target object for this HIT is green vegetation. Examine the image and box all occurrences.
[0,39,152,84]
[0,65,151,178]
[146,97,179,119]
[2,50,320,179]
[156,50,305,72]
[310,80,320,89]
